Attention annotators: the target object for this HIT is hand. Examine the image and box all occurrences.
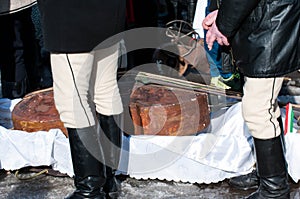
[202,10,218,30]
[206,22,229,50]
[202,10,230,50]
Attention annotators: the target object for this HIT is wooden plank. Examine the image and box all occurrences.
[135,71,243,100]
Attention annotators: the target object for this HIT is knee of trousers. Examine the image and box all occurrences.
[94,85,123,116]
[241,100,281,139]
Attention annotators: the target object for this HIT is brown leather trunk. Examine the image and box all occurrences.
[129,84,210,136]
[11,88,68,137]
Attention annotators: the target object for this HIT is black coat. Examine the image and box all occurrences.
[216,0,300,78]
[37,0,126,53]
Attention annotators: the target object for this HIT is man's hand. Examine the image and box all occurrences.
[202,10,218,30]
[202,10,230,50]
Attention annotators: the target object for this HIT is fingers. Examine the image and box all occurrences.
[205,22,230,50]
[216,36,228,46]
[206,31,216,50]
[216,37,224,45]
[203,10,230,50]
[223,38,230,46]
[213,35,230,47]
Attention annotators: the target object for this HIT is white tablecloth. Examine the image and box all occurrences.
[1,98,299,183]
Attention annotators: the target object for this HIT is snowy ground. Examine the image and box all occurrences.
[1,169,300,199]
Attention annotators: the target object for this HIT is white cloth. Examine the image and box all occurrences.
[192,0,207,38]
[280,108,300,183]
[0,126,74,177]
[1,100,300,183]
[285,133,300,183]
[127,103,256,183]
[0,0,36,15]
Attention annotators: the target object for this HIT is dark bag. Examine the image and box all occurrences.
[220,46,235,74]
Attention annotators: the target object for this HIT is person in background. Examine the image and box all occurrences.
[31,4,52,89]
[193,0,242,91]
[38,1,126,198]
[203,0,299,198]
[0,0,39,99]
[125,0,159,70]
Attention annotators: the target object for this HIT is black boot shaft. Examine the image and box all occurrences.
[98,114,122,171]
[254,137,286,178]
[246,136,290,199]
[66,127,106,199]
[98,114,123,198]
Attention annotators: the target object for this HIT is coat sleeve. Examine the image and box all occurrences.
[216,0,261,38]
[208,0,219,12]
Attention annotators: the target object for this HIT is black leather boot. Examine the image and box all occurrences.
[66,127,106,199]
[229,116,286,191]
[228,169,259,190]
[246,136,290,199]
[104,167,122,199]
[98,113,122,199]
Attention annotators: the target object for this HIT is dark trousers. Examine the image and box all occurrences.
[0,7,38,95]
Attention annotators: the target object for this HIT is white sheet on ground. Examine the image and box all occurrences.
[127,103,256,183]
[0,126,74,177]
[0,99,299,184]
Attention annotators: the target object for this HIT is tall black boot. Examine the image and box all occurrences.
[246,136,290,199]
[229,116,286,191]
[66,126,106,199]
[228,169,259,190]
[98,113,122,198]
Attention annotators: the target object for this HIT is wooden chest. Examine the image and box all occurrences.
[12,88,68,137]
[129,84,210,136]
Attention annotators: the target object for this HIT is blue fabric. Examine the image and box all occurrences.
[204,36,221,77]
[206,49,220,77]
[204,0,232,79]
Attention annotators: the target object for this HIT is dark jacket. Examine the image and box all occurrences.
[37,0,126,53]
[216,0,300,78]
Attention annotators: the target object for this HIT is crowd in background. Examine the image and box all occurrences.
[1,0,242,99]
